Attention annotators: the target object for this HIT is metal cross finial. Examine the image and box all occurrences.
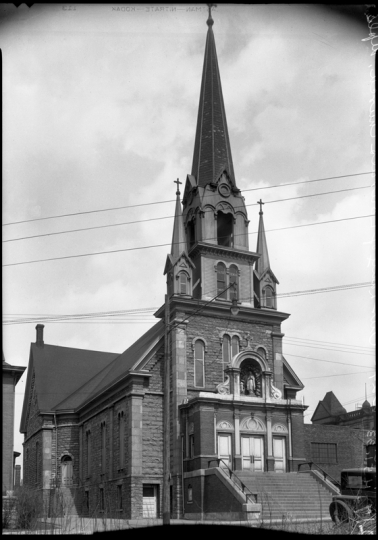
[207,3,216,25]
[257,199,265,214]
[174,178,182,195]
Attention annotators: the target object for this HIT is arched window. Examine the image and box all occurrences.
[229,265,239,300]
[231,335,239,357]
[35,442,39,484]
[194,340,205,387]
[188,484,193,503]
[187,220,196,250]
[257,347,266,360]
[86,430,91,476]
[216,263,227,299]
[263,287,274,308]
[222,334,231,381]
[217,211,233,247]
[101,422,106,473]
[118,412,125,469]
[61,455,73,486]
[179,273,188,295]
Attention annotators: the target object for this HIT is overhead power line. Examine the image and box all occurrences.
[2,186,372,244]
[301,371,375,380]
[2,171,373,227]
[2,213,374,267]
[285,335,375,352]
[284,340,374,356]
[284,352,373,369]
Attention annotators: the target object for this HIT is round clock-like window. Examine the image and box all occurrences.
[218,184,231,197]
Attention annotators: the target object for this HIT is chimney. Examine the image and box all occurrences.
[36,324,44,346]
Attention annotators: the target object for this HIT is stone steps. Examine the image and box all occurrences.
[233,471,332,520]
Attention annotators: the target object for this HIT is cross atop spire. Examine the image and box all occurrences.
[174,178,182,196]
[256,206,270,275]
[257,199,265,215]
[207,3,216,26]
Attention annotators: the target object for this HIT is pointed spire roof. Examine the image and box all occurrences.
[170,179,187,262]
[256,200,270,275]
[191,11,235,188]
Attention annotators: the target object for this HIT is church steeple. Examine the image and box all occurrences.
[170,179,186,262]
[256,199,270,275]
[191,8,235,188]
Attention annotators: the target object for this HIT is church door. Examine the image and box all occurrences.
[241,436,264,472]
[218,434,232,469]
[61,456,73,486]
[273,438,286,473]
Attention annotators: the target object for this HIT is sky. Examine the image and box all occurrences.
[1,4,375,477]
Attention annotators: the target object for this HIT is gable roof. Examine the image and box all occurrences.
[282,356,303,389]
[20,343,119,432]
[54,320,165,411]
[311,391,347,423]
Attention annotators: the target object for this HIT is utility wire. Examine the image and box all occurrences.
[2,171,373,227]
[301,371,375,380]
[2,186,372,243]
[284,340,374,356]
[284,352,373,369]
[285,335,375,351]
[2,214,374,267]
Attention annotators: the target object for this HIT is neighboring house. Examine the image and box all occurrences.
[306,391,376,478]
[3,352,25,494]
[19,11,373,520]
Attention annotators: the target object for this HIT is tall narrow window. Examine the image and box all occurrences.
[217,211,233,247]
[100,488,105,511]
[194,340,205,387]
[187,220,196,250]
[179,273,187,295]
[119,413,125,469]
[86,431,91,476]
[257,347,266,360]
[101,423,106,474]
[231,335,239,358]
[216,263,227,299]
[264,287,274,308]
[229,265,239,300]
[117,485,123,510]
[189,435,195,458]
[35,442,39,484]
[222,334,231,381]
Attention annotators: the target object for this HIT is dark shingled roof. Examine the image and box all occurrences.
[52,320,165,411]
[310,391,347,423]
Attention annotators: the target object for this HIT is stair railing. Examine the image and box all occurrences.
[298,461,341,489]
[208,458,257,503]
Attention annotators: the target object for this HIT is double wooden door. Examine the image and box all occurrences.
[241,436,264,472]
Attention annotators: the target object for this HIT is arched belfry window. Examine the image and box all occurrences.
[217,211,233,247]
[187,220,196,250]
[263,286,275,309]
[194,340,205,388]
[178,272,189,295]
[229,264,239,300]
[216,263,227,299]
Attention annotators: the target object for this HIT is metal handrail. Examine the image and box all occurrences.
[298,461,341,489]
[208,458,257,503]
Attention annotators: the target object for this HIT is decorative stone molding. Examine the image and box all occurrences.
[191,336,208,352]
[216,374,230,395]
[270,381,282,400]
[217,420,234,430]
[240,416,266,432]
[272,423,288,433]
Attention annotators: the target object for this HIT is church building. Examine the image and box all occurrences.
[20,11,315,521]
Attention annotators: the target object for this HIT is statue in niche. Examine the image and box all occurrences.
[240,362,262,397]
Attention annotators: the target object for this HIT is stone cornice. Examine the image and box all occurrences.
[179,393,306,411]
[189,242,259,263]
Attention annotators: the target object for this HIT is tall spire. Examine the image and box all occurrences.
[170,179,186,261]
[191,8,235,188]
[256,200,270,275]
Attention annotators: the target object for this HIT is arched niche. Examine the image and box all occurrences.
[239,358,263,397]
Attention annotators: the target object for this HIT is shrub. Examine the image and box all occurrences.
[14,486,44,529]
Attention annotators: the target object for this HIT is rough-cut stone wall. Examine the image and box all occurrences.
[142,394,163,477]
[185,313,275,391]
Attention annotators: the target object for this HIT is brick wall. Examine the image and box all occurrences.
[142,394,163,476]
[304,424,366,480]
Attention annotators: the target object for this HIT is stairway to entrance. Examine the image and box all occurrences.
[235,471,333,521]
